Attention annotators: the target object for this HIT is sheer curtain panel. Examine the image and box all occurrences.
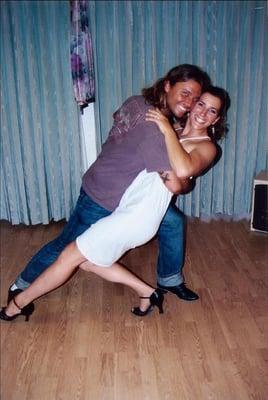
[88,0,267,218]
[0,1,82,224]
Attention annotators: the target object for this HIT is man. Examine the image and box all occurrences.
[8,64,211,306]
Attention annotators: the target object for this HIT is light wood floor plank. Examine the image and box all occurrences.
[1,219,267,399]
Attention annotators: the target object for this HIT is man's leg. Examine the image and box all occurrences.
[156,202,199,301]
[9,189,111,294]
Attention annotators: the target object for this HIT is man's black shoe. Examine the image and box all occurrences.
[157,283,199,301]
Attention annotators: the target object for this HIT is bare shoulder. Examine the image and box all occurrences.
[197,140,216,152]
[182,139,216,155]
[195,140,217,160]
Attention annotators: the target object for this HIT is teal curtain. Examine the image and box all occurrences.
[1,1,267,223]
[0,1,82,224]
[88,0,267,217]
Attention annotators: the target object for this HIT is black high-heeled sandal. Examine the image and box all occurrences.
[0,297,34,322]
[131,288,164,317]
[7,288,35,314]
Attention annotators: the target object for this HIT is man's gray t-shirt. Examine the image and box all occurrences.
[82,95,172,211]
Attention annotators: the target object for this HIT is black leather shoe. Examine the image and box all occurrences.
[157,282,199,301]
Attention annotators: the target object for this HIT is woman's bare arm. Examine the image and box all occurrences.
[159,171,192,194]
[146,109,216,178]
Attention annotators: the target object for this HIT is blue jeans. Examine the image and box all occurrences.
[15,188,184,289]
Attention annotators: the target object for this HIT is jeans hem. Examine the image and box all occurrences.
[14,275,31,290]
[157,274,184,287]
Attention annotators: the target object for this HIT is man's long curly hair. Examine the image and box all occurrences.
[142,64,211,110]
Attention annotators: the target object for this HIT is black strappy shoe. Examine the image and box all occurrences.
[0,297,34,322]
[7,287,23,303]
[7,287,35,314]
[131,288,164,317]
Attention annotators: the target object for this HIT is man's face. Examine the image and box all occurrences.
[164,79,202,118]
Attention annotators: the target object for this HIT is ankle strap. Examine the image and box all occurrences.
[139,296,150,299]
[13,297,22,310]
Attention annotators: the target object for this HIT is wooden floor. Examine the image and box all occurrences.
[0,218,267,400]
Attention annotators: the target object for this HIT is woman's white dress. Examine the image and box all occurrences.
[76,169,172,266]
[76,135,211,267]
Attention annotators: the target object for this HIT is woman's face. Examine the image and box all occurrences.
[189,92,221,129]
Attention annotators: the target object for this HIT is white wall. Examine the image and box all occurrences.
[79,103,98,172]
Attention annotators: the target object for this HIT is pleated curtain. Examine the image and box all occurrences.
[88,0,267,218]
[1,1,267,224]
[0,1,82,224]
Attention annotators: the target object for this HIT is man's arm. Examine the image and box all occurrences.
[159,171,192,194]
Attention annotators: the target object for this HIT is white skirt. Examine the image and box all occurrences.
[76,169,172,266]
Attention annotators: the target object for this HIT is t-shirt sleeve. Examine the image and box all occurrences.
[136,121,172,172]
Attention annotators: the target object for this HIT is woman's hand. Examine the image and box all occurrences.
[145,108,174,137]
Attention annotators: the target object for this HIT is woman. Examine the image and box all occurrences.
[0,86,230,321]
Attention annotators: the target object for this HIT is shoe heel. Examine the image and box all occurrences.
[151,289,164,314]
[158,304,164,314]
[22,303,34,321]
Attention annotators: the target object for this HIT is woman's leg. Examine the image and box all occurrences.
[12,190,111,289]
[5,242,85,316]
[80,261,155,311]
[5,243,155,316]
